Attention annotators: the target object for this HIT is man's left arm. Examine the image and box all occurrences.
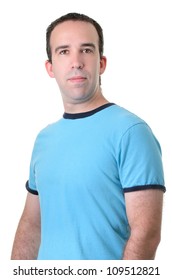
[123,189,164,260]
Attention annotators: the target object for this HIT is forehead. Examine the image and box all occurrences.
[50,20,99,46]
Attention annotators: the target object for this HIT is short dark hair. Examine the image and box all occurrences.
[46,12,104,63]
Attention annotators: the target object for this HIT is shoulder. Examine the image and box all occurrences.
[37,118,64,137]
[103,104,151,140]
[108,104,146,126]
[31,118,65,150]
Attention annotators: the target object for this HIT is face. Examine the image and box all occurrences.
[45,20,106,105]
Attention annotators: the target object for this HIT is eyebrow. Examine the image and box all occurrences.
[54,43,96,53]
[55,45,69,53]
[80,43,96,49]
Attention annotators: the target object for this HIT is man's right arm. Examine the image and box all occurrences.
[11,192,41,260]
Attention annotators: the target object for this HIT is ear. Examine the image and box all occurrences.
[99,56,107,75]
[45,60,55,78]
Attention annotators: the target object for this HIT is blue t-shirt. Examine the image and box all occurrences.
[27,103,165,259]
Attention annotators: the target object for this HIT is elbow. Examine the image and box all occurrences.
[127,228,162,260]
[143,230,161,259]
[151,232,161,258]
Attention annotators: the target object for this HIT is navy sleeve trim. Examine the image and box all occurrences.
[123,184,166,193]
[25,180,38,195]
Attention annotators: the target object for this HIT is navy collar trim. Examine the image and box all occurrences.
[63,103,115,119]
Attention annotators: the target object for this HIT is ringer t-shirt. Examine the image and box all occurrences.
[27,103,165,259]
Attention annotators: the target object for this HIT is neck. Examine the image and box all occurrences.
[63,93,109,114]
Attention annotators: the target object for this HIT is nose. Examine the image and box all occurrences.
[72,64,83,69]
[71,52,84,69]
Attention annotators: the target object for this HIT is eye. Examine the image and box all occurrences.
[59,49,69,55]
[82,48,93,54]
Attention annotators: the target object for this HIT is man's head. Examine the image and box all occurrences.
[45,13,107,109]
[46,12,104,63]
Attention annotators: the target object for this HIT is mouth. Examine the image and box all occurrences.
[68,76,87,83]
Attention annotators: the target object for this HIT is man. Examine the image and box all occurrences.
[11,12,165,260]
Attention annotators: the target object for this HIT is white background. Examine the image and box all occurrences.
[0,0,171,278]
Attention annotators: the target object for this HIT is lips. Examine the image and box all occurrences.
[68,76,86,82]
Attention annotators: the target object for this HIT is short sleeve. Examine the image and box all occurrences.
[26,137,39,195]
[118,123,165,193]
